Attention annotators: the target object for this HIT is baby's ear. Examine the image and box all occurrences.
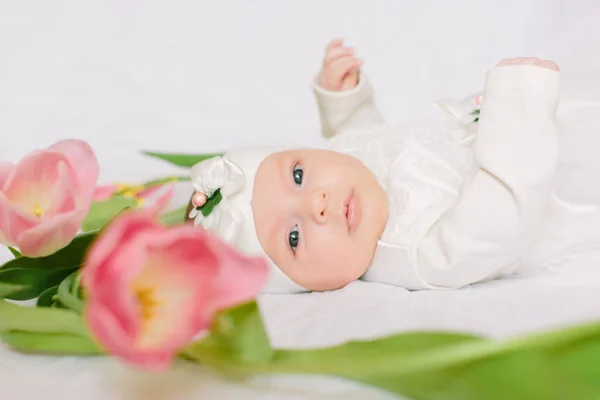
[185,192,196,224]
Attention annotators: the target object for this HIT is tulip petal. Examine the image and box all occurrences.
[3,151,69,214]
[0,161,15,190]
[43,158,79,217]
[81,210,268,372]
[48,139,100,202]
[92,184,118,202]
[205,232,269,311]
[17,210,85,257]
[146,184,175,215]
[0,192,39,246]
[131,234,219,349]
[82,214,162,347]
[81,212,159,289]
[84,301,174,371]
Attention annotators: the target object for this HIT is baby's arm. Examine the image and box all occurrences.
[412,58,561,289]
[313,39,385,139]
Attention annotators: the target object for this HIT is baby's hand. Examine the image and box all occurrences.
[497,57,559,71]
[317,38,363,91]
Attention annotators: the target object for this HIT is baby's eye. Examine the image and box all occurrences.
[293,163,303,185]
[289,225,300,252]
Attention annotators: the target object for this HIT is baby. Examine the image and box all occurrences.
[186,39,600,294]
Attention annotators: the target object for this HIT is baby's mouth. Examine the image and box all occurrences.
[344,189,358,233]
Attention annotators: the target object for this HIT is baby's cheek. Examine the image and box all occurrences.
[316,234,368,279]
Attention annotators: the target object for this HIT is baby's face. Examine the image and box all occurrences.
[252,149,388,291]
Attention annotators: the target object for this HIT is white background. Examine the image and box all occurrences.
[1,0,599,184]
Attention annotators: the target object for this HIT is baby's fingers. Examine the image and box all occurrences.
[340,68,360,91]
[324,38,344,54]
[324,46,354,66]
[328,56,362,83]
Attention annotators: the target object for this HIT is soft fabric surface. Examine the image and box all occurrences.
[1,249,600,400]
[2,1,600,399]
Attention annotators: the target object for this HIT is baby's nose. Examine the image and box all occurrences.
[310,189,329,223]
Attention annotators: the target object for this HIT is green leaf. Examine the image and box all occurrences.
[81,195,137,232]
[57,271,84,313]
[141,175,191,188]
[0,282,27,298]
[159,206,188,226]
[1,331,103,355]
[0,230,97,271]
[0,299,89,336]
[210,301,274,364]
[36,285,59,307]
[182,301,274,379]
[141,151,223,168]
[261,333,554,400]
[0,265,77,300]
[0,231,96,301]
[7,247,21,258]
[201,189,222,217]
[184,301,600,400]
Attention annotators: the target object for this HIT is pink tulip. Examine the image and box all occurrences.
[80,208,269,371]
[0,139,99,257]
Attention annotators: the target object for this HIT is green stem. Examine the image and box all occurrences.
[183,319,600,378]
[1,331,103,355]
[142,175,191,188]
[57,271,84,313]
[159,206,188,226]
[70,273,81,297]
[0,300,88,336]
[7,246,21,258]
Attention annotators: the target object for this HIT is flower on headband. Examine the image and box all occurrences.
[188,156,246,244]
[188,189,223,229]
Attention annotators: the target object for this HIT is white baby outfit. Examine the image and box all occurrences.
[313,66,600,290]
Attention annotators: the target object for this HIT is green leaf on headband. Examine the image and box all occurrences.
[200,189,223,217]
[7,247,21,258]
[141,151,223,168]
[82,194,138,232]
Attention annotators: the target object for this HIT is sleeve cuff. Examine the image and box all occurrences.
[484,65,560,102]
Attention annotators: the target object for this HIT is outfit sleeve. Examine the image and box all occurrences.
[312,73,386,139]
[409,65,561,289]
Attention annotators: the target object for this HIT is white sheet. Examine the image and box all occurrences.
[2,1,600,399]
[2,247,600,400]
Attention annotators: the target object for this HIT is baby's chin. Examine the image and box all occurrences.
[290,255,373,292]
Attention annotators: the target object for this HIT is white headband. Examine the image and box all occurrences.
[188,147,308,294]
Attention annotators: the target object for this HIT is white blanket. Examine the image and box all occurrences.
[2,248,600,400]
